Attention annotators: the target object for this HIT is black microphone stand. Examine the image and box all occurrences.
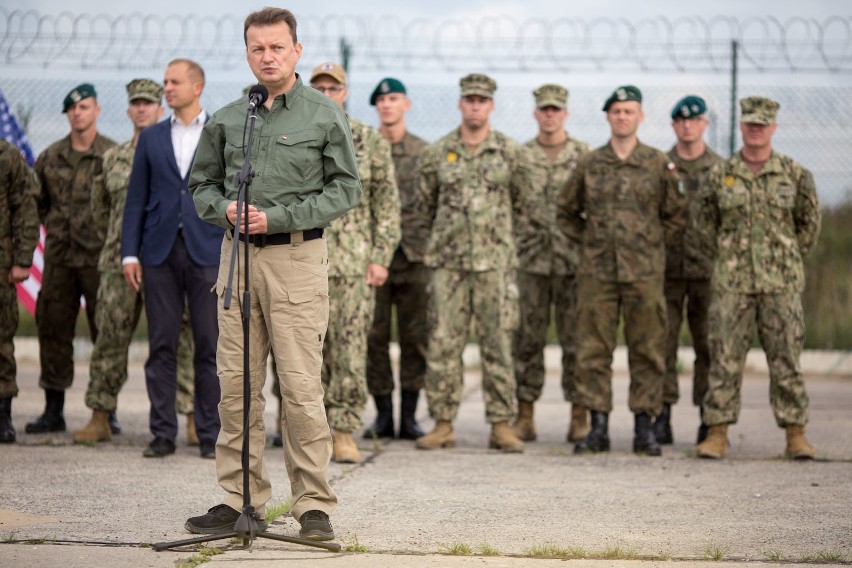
[153,91,341,554]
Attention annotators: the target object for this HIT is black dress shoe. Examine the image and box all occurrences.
[185,504,268,535]
[200,443,216,459]
[143,437,175,457]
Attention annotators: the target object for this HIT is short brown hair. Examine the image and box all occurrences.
[167,58,205,86]
[244,7,298,45]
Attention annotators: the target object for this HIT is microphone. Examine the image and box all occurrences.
[248,84,269,110]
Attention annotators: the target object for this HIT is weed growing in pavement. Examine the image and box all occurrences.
[176,546,223,568]
[477,543,500,556]
[3,533,16,543]
[764,550,784,562]
[264,499,291,523]
[524,543,572,558]
[595,546,639,560]
[343,535,368,553]
[441,542,473,555]
[816,550,846,563]
[702,544,727,561]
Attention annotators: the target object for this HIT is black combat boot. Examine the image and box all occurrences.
[696,407,709,444]
[573,411,610,454]
[399,389,426,440]
[362,394,394,439]
[25,389,66,433]
[0,397,15,443]
[653,402,673,444]
[108,410,122,435]
[633,412,662,456]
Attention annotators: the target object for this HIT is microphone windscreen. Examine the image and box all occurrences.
[249,84,269,105]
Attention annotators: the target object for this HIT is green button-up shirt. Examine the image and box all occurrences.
[190,76,361,233]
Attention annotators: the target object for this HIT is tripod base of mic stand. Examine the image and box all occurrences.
[152,531,341,553]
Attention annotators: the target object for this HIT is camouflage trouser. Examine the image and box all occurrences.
[703,291,809,427]
[513,271,577,403]
[663,277,711,406]
[424,268,518,423]
[321,275,374,433]
[84,271,195,413]
[0,280,19,398]
[366,249,430,396]
[36,262,100,390]
[574,276,666,416]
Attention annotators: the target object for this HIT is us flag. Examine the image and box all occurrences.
[1,89,43,316]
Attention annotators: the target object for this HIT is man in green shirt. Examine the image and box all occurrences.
[186,7,361,542]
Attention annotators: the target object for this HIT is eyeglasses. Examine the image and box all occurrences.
[312,85,346,94]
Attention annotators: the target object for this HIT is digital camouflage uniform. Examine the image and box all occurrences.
[85,140,196,413]
[557,141,684,416]
[35,132,116,390]
[366,131,430,396]
[514,134,589,404]
[663,146,722,406]
[321,117,400,433]
[418,126,545,423]
[697,147,820,427]
[0,140,40,399]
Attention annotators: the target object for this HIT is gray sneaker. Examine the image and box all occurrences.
[299,510,335,541]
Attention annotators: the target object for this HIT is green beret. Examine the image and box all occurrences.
[62,83,97,113]
[370,77,407,106]
[602,85,642,111]
[671,95,707,119]
[533,84,568,109]
[126,78,162,104]
[740,96,780,125]
[460,73,497,98]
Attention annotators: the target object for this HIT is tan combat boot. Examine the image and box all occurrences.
[415,420,456,450]
[73,409,112,443]
[489,421,524,453]
[332,430,361,463]
[186,412,199,446]
[567,404,591,442]
[696,423,729,459]
[511,401,536,441]
[785,424,816,460]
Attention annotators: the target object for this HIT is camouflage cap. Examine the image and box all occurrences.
[602,85,642,111]
[460,73,496,98]
[126,78,163,104]
[370,77,406,105]
[533,84,568,109]
[62,83,97,113]
[311,62,348,85]
[671,95,707,119]
[740,96,779,125]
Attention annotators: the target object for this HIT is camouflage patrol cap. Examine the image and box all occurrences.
[533,84,568,109]
[671,95,707,119]
[370,77,407,105]
[602,85,642,111]
[740,96,779,125]
[460,73,497,98]
[62,83,97,113]
[126,78,163,104]
[311,62,348,85]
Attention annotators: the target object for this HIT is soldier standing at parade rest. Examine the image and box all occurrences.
[186,8,360,540]
[655,95,722,446]
[695,96,820,460]
[73,79,198,445]
[26,84,116,434]
[557,85,684,457]
[0,140,40,443]
[511,83,591,444]
[364,77,430,441]
[309,62,401,464]
[415,73,545,453]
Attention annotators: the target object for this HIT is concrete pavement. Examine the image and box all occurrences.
[0,345,850,567]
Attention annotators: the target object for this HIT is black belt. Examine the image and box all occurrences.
[233,228,323,247]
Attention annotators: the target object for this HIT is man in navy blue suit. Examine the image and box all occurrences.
[122,58,223,459]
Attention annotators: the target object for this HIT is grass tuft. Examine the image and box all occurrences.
[441,542,473,555]
[595,545,639,560]
[343,535,368,553]
[764,550,784,562]
[702,544,727,561]
[264,499,291,524]
[477,543,500,556]
[816,550,846,563]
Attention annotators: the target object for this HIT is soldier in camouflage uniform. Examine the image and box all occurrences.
[557,85,684,457]
[415,73,545,453]
[364,77,430,441]
[695,96,821,460]
[655,95,723,446]
[309,63,401,463]
[26,84,117,434]
[73,79,197,444]
[511,84,591,444]
[0,140,40,443]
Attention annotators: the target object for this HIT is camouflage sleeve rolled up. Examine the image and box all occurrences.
[793,167,820,258]
[0,140,40,268]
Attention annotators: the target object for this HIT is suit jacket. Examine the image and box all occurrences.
[122,117,223,266]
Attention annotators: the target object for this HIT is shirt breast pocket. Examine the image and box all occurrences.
[275,129,323,183]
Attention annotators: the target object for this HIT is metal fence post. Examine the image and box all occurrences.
[729,39,738,157]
